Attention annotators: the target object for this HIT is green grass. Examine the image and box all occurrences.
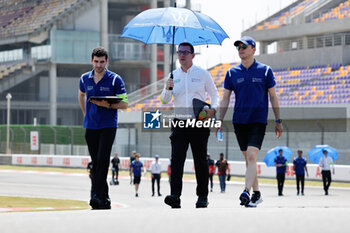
[0,196,89,212]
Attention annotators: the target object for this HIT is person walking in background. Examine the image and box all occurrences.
[131,153,146,197]
[275,149,287,196]
[129,150,136,184]
[215,153,228,193]
[293,150,308,195]
[319,149,335,195]
[161,42,219,209]
[167,159,172,184]
[111,152,120,185]
[216,36,282,207]
[207,154,215,192]
[150,155,162,197]
[78,47,128,209]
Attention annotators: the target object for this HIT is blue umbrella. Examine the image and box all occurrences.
[308,145,338,164]
[264,146,293,167]
[121,7,229,46]
[121,6,229,89]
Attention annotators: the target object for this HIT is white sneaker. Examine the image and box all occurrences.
[246,192,263,207]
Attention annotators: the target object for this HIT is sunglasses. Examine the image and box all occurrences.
[177,50,192,56]
[236,44,248,51]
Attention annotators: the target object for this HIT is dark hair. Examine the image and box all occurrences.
[220,153,224,157]
[91,46,108,60]
[279,149,283,152]
[179,42,194,54]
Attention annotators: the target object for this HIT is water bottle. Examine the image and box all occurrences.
[217,130,223,142]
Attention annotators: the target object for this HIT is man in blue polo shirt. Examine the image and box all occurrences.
[217,36,283,207]
[131,153,146,197]
[275,149,287,196]
[293,150,308,195]
[78,47,128,209]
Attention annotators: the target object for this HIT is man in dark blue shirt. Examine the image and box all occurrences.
[217,36,283,207]
[275,149,287,196]
[131,153,146,197]
[78,47,128,209]
[293,150,308,195]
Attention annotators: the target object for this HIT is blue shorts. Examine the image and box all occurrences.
[233,123,266,151]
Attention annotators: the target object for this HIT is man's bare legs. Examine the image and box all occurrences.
[243,146,260,192]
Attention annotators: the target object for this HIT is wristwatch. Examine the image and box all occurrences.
[275,119,282,123]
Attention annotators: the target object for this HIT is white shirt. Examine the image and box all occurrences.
[160,65,219,120]
[151,162,161,174]
[319,156,334,171]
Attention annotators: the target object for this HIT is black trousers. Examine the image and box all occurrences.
[322,170,332,191]
[112,168,119,180]
[277,173,285,195]
[152,174,161,195]
[170,123,210,197]
[85,128,116,200]
[296,174,305,193]
[209,173,214,190]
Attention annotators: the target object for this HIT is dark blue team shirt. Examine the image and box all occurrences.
[293,157,307,175]
[274,156,287,174]
[131,160,143,177]
[79,69,126,129]
[224,60,276,124]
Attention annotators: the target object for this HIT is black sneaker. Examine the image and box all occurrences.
[239,190,250,206]
[89,195,100,210]
[99,198,111,209]
[90,196,111,210]
[246,191,263,207]
[196,196,208,208]
[164,195,181,208]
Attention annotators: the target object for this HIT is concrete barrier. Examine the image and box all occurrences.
[10,154,350,182]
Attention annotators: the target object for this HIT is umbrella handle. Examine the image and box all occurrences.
[168,25,176,91]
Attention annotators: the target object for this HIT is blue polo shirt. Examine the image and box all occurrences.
[224,60,276,124]
[131,160,143,177]
[79,69,126,129]
[293,157,307,175]
[274,156,287,174]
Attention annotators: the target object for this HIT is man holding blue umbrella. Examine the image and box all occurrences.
[319,149,335,195]
[275,149,288,196]
[161,42,219,208]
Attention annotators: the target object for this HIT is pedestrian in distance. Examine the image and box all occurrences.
[129,150,136,185]
[207,154,215,192]
[131,153,146,197]
[215,153,228,193]
[161,42,219,208]
[110,152,120,185]
[319,149,335,195]
[216,36,283,207]
[78,47,128,209]
[293,150,308,195]
[275,149,287,196]
[150,155,162,197]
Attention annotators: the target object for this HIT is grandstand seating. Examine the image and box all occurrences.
[313,0,350,22]
[127,62,350,111]
[0,0,79,39]
[254,0,316,31]
[0,62,28,80]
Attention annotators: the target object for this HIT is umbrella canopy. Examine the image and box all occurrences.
[263,146,293,167]
[121,7,229,46]
[308,145,338,164]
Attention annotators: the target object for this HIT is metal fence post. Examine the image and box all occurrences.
[20,127,26,153]
[51,126,57,155]
[69,127,74,155]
